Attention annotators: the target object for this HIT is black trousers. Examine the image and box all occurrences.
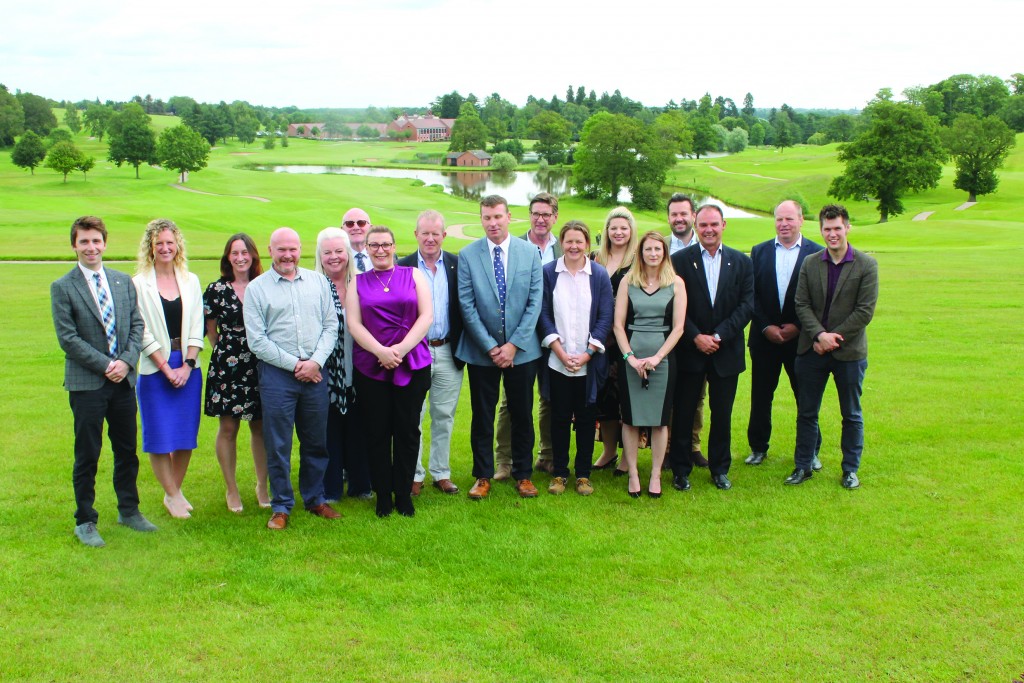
[466,360,538,481]
[747,343,820,455]
[324,406,372,500]
[68,380,141,525]
[670,363,739,477]
[353,368,430,505]
[549,371,596,479]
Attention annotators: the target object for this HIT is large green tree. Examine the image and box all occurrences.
[156,125,211,183]
[528,110,572,163]
[942,114,1016,202]
[44,140,84,183]
[447,102,488,152]
[63,106,82,134]
[83,104,113,141]
[0,84,26,145]
[108,102,156,178]
[11,130,46,174]
[17,92,57,136]
[688,95,718,158]
[235,115,259,145]
[829,101,946,222]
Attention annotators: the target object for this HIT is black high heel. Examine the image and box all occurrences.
[628,488,641,498]
[613,467,628,478]
[592,456,619,471]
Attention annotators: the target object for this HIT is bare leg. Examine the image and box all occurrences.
[150,452,189,518]
[594,420,621,467]
[649,426,668,495]
[170,449,193,510]
[216,416,242,512]
[621,424,641,495]
[249,419,270,507]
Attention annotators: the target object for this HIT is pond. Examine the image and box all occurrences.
[252,165,761,218]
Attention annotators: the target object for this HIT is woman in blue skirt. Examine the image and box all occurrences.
[134,219,204,519]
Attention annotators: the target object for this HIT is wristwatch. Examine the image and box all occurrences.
[184,358,197,369]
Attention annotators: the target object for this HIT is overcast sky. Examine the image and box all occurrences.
[4,0,1020,112]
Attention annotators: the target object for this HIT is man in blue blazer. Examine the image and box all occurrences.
[456,195,544,500]
[51,216,156,547]
[745,200,823,467]
[669,205,754,491]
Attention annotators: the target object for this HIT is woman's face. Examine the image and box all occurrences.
[606,217,632,248]
[366,232,395,270]
[228,239,252,278]
[154,229,177,265]
[319,237,349,279]
[641,237,664,268]
[561,229,589,260]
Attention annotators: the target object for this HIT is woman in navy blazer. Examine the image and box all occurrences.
[537,221,614,495]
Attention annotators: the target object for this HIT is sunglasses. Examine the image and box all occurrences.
[344,219,370,229]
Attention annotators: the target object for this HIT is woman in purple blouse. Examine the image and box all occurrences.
[345,225,433,518]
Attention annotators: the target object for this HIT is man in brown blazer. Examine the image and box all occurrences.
[786,204,878,489]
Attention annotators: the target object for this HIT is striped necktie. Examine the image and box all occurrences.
[93,272,118,357]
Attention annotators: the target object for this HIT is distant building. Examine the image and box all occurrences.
[388,114,457,142]
[446,150,492,167]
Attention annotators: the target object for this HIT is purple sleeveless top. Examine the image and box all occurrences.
[353,266,431,386]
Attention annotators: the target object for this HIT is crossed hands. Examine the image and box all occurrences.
[294,359,322,383]
[628,353,662,381]
[764,324,799,345]
[694,334,720,356]
[813,332,844,355]
[489,343,517,369]
[104,360,129,383]
[375,345,404,370]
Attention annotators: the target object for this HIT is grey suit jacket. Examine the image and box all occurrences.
[795,247,878,361]
[519,230,563,260]
[456,236,543,366]
[52,266,145,391]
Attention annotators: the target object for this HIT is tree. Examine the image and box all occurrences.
[528,110,572,163]
[651,110,694,157]
[11,130,46,174]
[322,113,346,138]
[107,102,156,179]
[829,101,946,222]
[741,92,756,123]
[76,153,95,181]
[0,84,25,145]
[433,91,465,119]
[63,106,82,134]
[83,104,113,141]
[156,125,211,184]
[748,122,766,147]
[235,115,259,145]
[491,138,524,162]
[310,126,321,138]
[998,95,1024,132]
[942,114,1016,202]
[826,113,857,142]
[447,102,488,152]
[772,109,796,151]
[355,124,380,138]
[688,95,718,158]
[725,127,749,153]
[17,92,57,136]
[491,151,517,172]
[46,128,74,147]
[44,140,83,183]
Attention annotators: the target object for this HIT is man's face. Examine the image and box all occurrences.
[342,208,371,250]
[529,201,557,240]
[269,229,302,278]
[774,201,803,247]
[668,200,695,238]
[696,208,725,252]
[73,228,107,270]
[820,217,850,256]
[415,218,446,259]
[481,203,511,245]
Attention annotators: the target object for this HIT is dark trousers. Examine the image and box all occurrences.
[549,371,596,479]
[670,364,739,477]
[747,343,820,455]
[795,353,867,473]
[467,360,538,481]
[259,362,330,513]
[324,405,371,500]
[353,368,430,507]
[68,380,141,525]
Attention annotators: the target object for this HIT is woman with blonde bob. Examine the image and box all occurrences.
[134,219,204,519]
[612,231,686,498]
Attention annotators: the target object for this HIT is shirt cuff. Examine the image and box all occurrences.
[541,333,561,349]
[587,336,606,353]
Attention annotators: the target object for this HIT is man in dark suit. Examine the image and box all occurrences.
[399,210,464,496]
[669,204,754,491]
[745,200,824,467]
[51,216,156,547]
[456,195,544,500]
[787,204,878,489]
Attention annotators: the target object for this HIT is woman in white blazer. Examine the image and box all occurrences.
[133,219,204,519]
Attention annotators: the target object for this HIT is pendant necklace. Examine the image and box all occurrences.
[373,268,395,293]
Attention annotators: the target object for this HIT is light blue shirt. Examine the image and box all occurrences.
[700,244,723,306]
[774,236,803,310]
[418,251,450,341]
[670,232,696,255]
[528,232,558,264]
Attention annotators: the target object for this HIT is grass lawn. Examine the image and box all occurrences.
[1,127,1023,681]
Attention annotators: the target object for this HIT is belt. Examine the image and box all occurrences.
[170,337,182,351]
[428,338,449,347]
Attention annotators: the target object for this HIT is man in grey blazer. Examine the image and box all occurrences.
[51,216,156,547]
[456,195,544,500]
[787,204,878,489]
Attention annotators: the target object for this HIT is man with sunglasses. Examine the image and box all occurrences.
[342,208,372,273]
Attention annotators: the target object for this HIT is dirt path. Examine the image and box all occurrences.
[912,212,934,221]
[171,184,270,202]
[954,202,977,211]
[708,165,785,181]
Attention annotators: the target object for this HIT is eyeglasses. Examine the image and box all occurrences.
[530,212,555,220]
[367,242,394,251]
[343,219,370,229]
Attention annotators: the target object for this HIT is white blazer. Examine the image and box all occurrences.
[133,268,205,375]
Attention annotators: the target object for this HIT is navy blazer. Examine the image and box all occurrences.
[397,250,464,369]
[749,237,824,351]
[536,259,615,406]
[671,243,754,377]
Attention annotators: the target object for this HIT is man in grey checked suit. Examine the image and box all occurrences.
[51,216,156,547]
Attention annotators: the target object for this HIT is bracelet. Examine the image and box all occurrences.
[585,348,595,356]
[157,360,167,371]
[622,351,634,360]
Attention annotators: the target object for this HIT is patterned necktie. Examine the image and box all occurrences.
[355,252,367,273]
[493,246,506,338]
[93,272,118,357]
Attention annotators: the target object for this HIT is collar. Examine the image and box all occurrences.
[821,244,854,263]
[78,262,105,280]
[487,233,512,255]
[775,235,803,250]
[417,250,444,268]
[269,266,304,282]
[699,243,723,259]
[554,255,592,274]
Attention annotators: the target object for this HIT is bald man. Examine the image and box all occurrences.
[342,208,372,273]
[244,228,340,529]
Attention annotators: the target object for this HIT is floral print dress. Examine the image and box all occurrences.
[203,278,261,421]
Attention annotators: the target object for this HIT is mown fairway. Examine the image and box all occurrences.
[1,130,1022,681]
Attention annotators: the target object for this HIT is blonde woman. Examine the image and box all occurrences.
[134,219,204,519]
[612,231,686,498]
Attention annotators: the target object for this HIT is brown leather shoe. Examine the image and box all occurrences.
[468,478,491,500]
[433,479,460,494]
[411,481,423,496]
[266,512,289,530]
[516,479,539,498]
[307,503,341,519]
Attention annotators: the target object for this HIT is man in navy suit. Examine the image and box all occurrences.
[456,195,544,500]
[51,216,156,547]
[745,200,824,467]
[669,204,754,491]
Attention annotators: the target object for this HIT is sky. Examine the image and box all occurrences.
[4,0,1021,112]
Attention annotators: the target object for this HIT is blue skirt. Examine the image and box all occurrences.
[138,350,202,453]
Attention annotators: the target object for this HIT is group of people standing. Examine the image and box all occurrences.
[52,189,878,546]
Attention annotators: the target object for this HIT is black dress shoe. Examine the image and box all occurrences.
[784,468,813,485]
[744,451,767,466]
[691,451,709,468]
[592,456,619,471]
[672,475,691,491]
[711,474,732,490]
[841,472,860,489]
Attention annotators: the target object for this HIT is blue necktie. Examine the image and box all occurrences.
[355,252,367,273]
[93,272,118,357]
[493,246,506,340]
